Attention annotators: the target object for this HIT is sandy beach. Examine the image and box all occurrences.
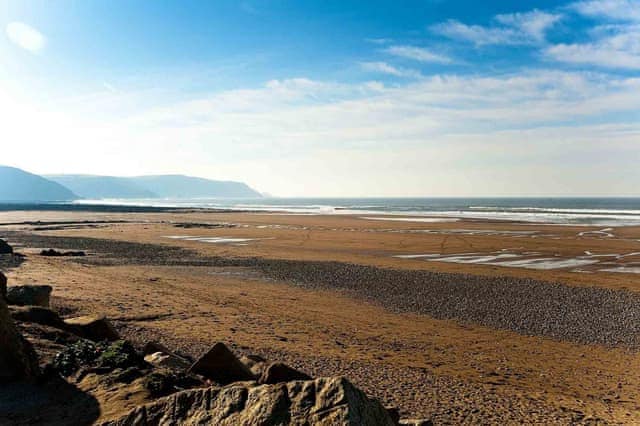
[2,209,640,423]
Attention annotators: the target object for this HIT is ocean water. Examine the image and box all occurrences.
[73,197,640,227]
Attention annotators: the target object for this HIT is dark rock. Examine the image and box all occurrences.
[0,271,6,299]
[6,285,52,307]
[258,362,312,384]
[10,306,64,328]
[63,315,120,341]
[187,342,254,384]
[386,406,401,424]
[0,239,13,254]
[40,249,86,257]
[102,376,395,425]
[142,369,203,398]
[0,292,40,382]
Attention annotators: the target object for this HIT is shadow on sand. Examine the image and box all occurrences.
[0,376,100,426]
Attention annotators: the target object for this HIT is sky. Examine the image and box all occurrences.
[0,0,639,197]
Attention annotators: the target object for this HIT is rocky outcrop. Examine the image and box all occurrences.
[259,362,312,384]
[102,376,395,426]
[64,315,120,341]
[0,291,40,382]
[6,285,52,307]
[0,239,13,254]
[188,342,255,384]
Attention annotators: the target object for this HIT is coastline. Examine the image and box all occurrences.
[5,196,640,227]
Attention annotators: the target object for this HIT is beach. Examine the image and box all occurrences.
[2,209,640,423]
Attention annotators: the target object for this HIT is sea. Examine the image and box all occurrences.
[67,197,640,227]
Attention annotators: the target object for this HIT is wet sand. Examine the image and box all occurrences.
[2,210,640,423]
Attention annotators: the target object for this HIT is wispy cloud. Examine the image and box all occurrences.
[360,61,421,78]
[431,20,516,45]
[130,70,640,146]
[546,25,640,69]
[570,0,640,22]
[495,10,563,41]
[5,22,46,52]
[545,0,640,70]
[383,45,452,63]
[432,10,562,45]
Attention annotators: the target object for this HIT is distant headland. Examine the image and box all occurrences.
[0,166,262,202]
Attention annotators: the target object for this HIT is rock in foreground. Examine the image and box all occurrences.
[6,285,52,307]
[188,342,254,384]
[259,362,312,384]
[64,315,120,341]
[10,305,65,328]
[102,376,395,426]
[0,291,40,382]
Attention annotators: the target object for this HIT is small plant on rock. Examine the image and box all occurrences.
[52,339,145,376]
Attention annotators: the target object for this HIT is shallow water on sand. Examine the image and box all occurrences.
[394,250,640,273]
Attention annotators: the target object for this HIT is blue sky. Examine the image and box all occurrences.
[1,0,639,196]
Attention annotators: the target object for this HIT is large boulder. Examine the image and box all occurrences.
[0,292,40,382]
[0,239,13,254]
[64,316,120,341]
[259,362,312,384]
[188,342,254,384]
[102,376,395,425]
[6,285,52,307]
[0,271,6,299]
